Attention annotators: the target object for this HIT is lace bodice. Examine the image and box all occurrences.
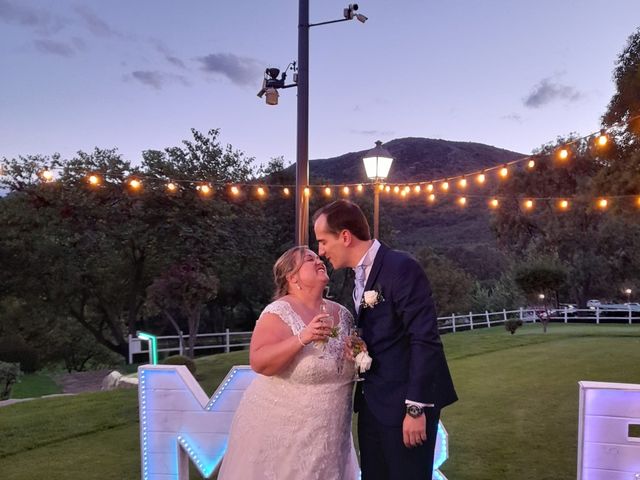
[261,299,354,382]
[218,300,359,480]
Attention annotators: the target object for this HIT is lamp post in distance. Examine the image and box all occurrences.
[362,140,394,239]
[256,3,368,246]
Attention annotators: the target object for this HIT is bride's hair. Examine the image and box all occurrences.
[273,245,308,299]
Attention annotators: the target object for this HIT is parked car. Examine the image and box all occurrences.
[547,304,577,318]
[587,299,601,309]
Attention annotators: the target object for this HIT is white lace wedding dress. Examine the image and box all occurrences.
[218,300,359,480]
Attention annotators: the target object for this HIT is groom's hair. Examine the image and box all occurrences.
[313,200,371,241]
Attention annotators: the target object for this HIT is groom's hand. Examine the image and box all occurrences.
[402,414,427,448]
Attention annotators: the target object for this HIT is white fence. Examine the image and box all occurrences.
[128,306,640,363]
[128,329,252,364]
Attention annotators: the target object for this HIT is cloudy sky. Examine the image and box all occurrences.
[1,0,639,167]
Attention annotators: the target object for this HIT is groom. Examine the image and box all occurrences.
[313,200,457,480]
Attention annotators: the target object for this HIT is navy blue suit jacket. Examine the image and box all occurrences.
[354,244,457,426]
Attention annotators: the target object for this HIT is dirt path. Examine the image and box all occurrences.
[0,370,119,408]
[53,369,113,394]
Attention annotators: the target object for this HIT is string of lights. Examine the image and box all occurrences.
[5,115,639,211]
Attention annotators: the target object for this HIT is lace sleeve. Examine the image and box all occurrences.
[258,300,302,334]
[338,304,355,329]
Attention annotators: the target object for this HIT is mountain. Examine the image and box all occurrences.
[303,137,526,281]
[308,137,523,184]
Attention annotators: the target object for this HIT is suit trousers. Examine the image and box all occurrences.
[358,398,441,480]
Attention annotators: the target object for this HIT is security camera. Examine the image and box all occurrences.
[343,3,359,20]
[355,13,367,23]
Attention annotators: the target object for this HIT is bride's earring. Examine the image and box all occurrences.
[295,282,302,290]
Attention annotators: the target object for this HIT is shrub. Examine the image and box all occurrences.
[505,318,523,335]
[0,336,40,373]
[0,361,21,400]
[162,355,197,375]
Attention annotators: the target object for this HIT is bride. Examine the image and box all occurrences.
[218,245,359,480]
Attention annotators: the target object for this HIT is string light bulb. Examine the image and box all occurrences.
[166,182,178,193]
[458,177,467,189]
[257,186,266,197]
[428,193,436,203]
[88,174,101,186]
[458,197,467,206]
[378,183,385,191]
[198,184,212,196]
[324,186,331,196]
[597,198,608,209]
[524,199,534,211]
[304,187,310,197]
[426,184,434,193]
[441,181,449,192]
[403,186,411,194]
[476,172,486,184]
[393,186,400,194]
[557,147,570,161]
[414,185,421,193]
[128,178,142,190]
[40,170,55,182]
[527,159,536,169]
[342,186,350,195]
[357,184,363,192]
[385,185,391,193]
[558,199,569,210]
[596,131,608,147]
[489,198,499,209]
[230,186,240,196]
[283,187,290,196]
[499,165,509,178]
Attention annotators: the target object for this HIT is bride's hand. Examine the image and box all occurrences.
[344,335,367,361]
[299,313,332,345]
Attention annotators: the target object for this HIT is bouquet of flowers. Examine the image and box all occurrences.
[350,330,372,375]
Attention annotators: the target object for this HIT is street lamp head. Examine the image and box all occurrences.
[355,13,368,23]
[363,140,394,180]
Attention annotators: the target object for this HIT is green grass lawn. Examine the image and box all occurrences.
[1,323,639,479]
[10,372,63,399]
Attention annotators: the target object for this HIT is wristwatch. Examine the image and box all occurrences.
[406,404,424,418]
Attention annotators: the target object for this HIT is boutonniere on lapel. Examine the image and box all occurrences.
[361,285,384,309]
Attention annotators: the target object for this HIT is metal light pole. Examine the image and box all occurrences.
[362,140,394,239]
[295,0,310,246]
[258,4,367,245]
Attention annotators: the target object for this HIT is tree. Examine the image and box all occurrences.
[513,255,568,333]
[0,129,286,361]
[415,248,475,316]
[469,272,526,313]
[603,27,640,141]
[491,136,640,307]
[146,261,219,358]
[514,257,567,306]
